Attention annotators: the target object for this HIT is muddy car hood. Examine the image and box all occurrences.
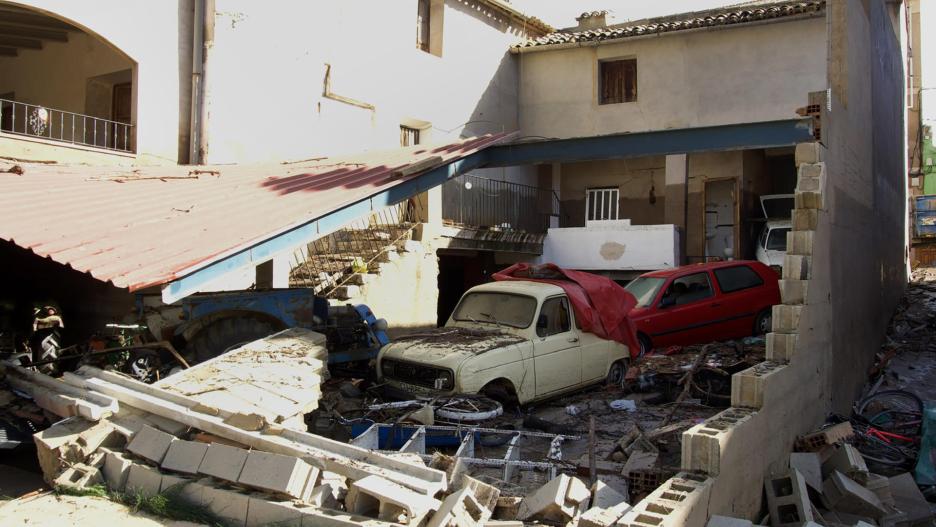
[381,327,527,368]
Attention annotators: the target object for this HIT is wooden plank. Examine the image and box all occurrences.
[0,24,67,41]
[0,46,17,56]
[0,36,41,49]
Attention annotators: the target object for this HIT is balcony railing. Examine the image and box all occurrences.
[442,174,561,234]
[0,98,134,153]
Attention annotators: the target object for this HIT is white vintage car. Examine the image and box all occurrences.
[376,280,630,405]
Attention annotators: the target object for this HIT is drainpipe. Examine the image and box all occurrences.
[189,0,214,165]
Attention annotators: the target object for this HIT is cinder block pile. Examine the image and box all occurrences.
[706,423,935,527]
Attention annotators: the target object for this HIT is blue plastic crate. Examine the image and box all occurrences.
[916,195,936,212]
[916,210,936,237]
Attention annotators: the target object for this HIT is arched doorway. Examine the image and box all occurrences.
[0,3,137,152]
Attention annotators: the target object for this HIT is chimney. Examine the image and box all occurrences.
[575,11,608,31]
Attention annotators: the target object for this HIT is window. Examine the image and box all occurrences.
[714,265,764,294]
[416,0,431,52]
[452,292,537,328]
[661,272,713,306]
[586,187,620,221]
[624,277,666,308]
[766,227,790,251]
[400,126,421,146]
[599,59,637,104]
[537,297,572,337]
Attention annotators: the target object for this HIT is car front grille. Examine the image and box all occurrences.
[382,358,445,388]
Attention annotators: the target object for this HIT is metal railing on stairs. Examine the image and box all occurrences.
[0,98,134,153]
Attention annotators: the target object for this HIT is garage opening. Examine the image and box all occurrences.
[437,250,499,327]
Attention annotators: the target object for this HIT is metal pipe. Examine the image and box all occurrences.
[190,0,213,164]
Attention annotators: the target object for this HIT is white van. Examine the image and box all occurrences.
[755,194,794,274]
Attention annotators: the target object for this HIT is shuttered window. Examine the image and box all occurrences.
[416,0,431,52]
[599,59,637,105]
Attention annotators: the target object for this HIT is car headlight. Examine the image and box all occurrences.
[434,370,454,390]
[381,359,395,378]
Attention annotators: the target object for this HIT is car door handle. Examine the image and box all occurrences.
[568,337,579,343]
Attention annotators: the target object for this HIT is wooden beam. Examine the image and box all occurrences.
[0,36,42,49]
[0,11,75,31]
[0,24,67,42]
[0,46,16,57]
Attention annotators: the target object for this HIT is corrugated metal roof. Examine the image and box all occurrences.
[517,0,825,49]
[0,133,511,292]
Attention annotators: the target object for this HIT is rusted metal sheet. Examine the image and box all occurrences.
[0,133,511,292]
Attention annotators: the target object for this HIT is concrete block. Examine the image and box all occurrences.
[125,463,163,498]
[34,418,121,484]
[426,487,486,527]
[681,408,757,475]
[617,472,713,527]
[731,361,787,408]
[161,439,209,475]
[779,279,809,305]
[202,485,251,527]
[786,230,814,256]
[198,443,249,482]
[706,515,753,527]
[102,450,134,492]
[127,425,176,464]
[789,452,822,492]
[766,332,798,362]
[797,175,821,193]
[492,496,522,521]
[246,495,304,527]
[782,254,811,280]
[298,508,401,527]
[346,474,441,525]
[772,304,802,333]
[822,471,885,518]
[795,142,822,165]
[796,422,854,452]
[592,480,626,510]
[237,450,316,498]
[54,463,103,490]
[888,473,933,525]
[792,208,819,231]
[821,444,868,480]
[516,474,589,523]
[765,469,814,527]
[159,472,193,493]
[308,482,343,509]
[795,190,823,210]
[456,474,499,521]
[579,504,631,527]
[798,162,824,180]
[863,473,894,507]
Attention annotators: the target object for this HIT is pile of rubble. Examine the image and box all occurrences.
[709,422,935,527]
[0,328,647,527]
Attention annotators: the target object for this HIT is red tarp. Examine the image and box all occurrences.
[492,263,639,355]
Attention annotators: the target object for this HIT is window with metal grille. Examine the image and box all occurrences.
[400,126,421,146]
[599,59,637,104]
[586,187,620,222]
[416,0,431,52]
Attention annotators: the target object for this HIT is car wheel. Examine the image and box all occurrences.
[754,309,772,335]
[637,334,652,357]
[605,360,626,386]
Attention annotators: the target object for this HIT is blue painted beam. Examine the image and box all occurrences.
[162,149,491,303]
[483,119,815,167]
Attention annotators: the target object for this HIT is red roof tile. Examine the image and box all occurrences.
[0,133,511,291]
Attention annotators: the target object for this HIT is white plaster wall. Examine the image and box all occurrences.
[205,0,533,186]
[0,0,191,164]
[518,16,828,139]
[539,223,680,271]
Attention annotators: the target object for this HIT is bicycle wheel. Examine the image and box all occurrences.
[856,390,924,437]
[852,433,909,467]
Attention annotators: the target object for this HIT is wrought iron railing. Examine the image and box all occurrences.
[442,174,561,234]
[0,98,134,153]
[289,201,422,297]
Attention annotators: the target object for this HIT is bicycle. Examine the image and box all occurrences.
[848,389,924,467]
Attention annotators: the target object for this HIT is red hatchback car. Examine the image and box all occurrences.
[624,261,781,355]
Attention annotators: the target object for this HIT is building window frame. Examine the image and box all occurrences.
[416,0,443,56]
[599,58,638,105]
[586,187,620,222]
[401,125,422,147]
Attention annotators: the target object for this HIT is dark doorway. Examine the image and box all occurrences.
[437,250,499,327]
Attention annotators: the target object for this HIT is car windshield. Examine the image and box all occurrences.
[624,277,666,308]
[766,227,790,251]
[451,292,537,328]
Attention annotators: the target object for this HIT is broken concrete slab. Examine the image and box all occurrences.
[160,439,209,475]
[863,473,894,507]
[125,463,163,498]
[34,417,121,483]
[706,516,753,527]
[198,442,249,482]
[888,473,934,525]
[237,450,316,499]
[345,474,441,525]
[765,468,814,527]
[578,505,629,527]
[591,479,626,510]
[102,449,134,492]
[822,471,885,518]
[622,451,658,476]
[789,452,823,492]
[455,474,498,521]
[492,496,522,521]
[245,495,304,527]
[127,424,176,464]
